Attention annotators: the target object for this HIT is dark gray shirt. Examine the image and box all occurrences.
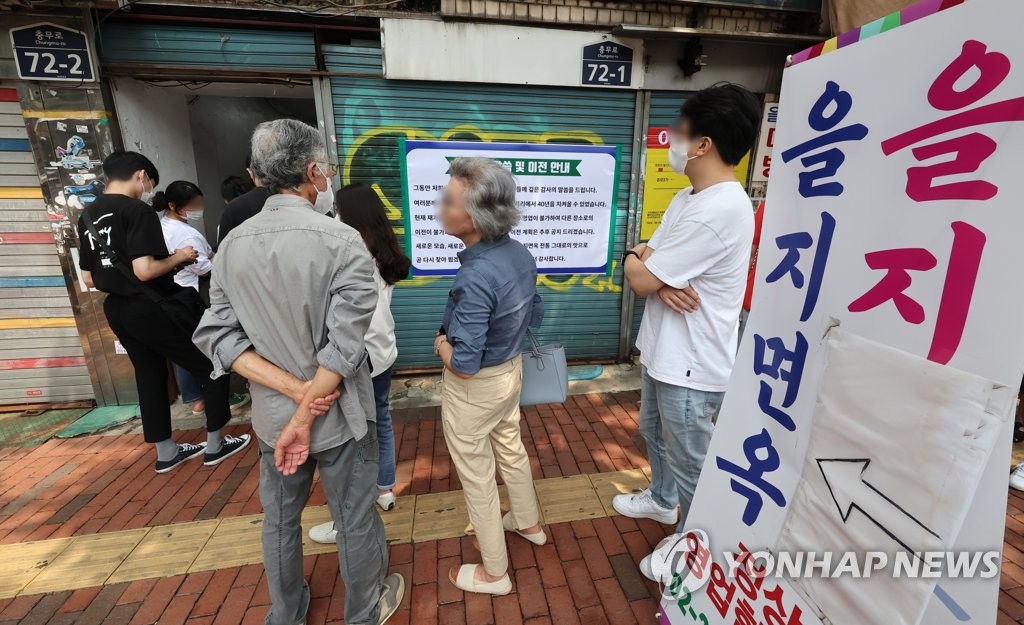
[442,234,544,375]
[194,194,378,452]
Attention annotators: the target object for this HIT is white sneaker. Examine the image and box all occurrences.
[377,492,396,512]
[1011,464,1024,491]
[612,489,678,525]
[639,552,658,582]
[308,521,337,544]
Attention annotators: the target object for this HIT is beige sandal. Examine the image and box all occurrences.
[502,513,548,546]
[449,564,512,595]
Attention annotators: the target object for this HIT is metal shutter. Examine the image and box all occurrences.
[98,23,317,72]
[0,89,92,405]
[629,91,691,348]
[325,44,637,369]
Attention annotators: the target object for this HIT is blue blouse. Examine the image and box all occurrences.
[442,235,544,375]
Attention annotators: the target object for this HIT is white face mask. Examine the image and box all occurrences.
[139,177,155,205]
[186,209,205,222]
[313,164,334,215]
[667,136,701,175]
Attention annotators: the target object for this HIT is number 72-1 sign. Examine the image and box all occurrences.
[10,23,95,83]
[581,41,634,88]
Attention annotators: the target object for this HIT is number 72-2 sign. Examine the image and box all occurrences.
[581,41,634,88]
[10,23,95,82]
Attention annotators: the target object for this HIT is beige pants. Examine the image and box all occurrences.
[441,356,540,576]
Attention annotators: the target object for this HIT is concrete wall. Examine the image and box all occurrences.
[383,17,787,94]
[383,19,644,88]
[110,78,199,190]
[643,38,787,93]
[186,95,316,240]
[108,79,316,242]
[438,0,821,34]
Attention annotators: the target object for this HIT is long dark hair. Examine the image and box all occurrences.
[152,180,203,215]
[335,183,410,285]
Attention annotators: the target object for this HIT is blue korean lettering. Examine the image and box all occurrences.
[754,331,808,409]
[716,429,787,526]
[764,211,836,322]
[780,81,869,197]
[757,383,795,432]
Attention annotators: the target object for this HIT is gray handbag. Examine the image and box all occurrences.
[519,329,568,406]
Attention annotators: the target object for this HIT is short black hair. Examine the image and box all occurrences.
[679,83,761,166]
[103,150,159,185]
[220,175,254,203]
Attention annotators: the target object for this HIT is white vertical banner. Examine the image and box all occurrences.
[660,1,1024,625]
[750,101,778,185]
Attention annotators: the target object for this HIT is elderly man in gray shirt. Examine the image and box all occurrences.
[194,118,404,625]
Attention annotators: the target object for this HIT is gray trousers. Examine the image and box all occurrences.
[258,429,388,625]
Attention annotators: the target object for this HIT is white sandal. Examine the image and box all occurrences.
[502,513,548,546]
[449,564,512,596]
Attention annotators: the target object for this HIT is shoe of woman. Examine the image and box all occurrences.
[501,513,547,545]
[377,491,396,511]
[308,521,337,544]
[229,392,251,415]
[448,564,512,595]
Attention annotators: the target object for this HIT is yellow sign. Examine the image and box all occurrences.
[639,127,750,240]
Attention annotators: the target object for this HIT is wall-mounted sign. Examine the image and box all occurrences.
[10,23,94,82]
[581,41,633,88]
[401,139,619,276]
[639,127,750,240]
[750,101,778,184]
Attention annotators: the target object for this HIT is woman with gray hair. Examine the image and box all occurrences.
[433,157,546,595]
[195,118,404,624]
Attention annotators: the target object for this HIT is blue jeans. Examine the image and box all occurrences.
[372,367,396,490]
[176,364,203,404]
[638,366,724,531]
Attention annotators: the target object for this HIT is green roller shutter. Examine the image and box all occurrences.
[325,44,637,369]
[98,23,317,71]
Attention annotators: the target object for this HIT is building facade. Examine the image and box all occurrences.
[0,0,823,406]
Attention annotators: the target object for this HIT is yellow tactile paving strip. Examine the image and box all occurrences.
[0,468,652,599]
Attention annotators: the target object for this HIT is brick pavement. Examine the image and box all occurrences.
[0,392,643,546]
[1,390,1024,624]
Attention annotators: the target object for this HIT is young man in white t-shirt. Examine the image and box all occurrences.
[616,84,760,536]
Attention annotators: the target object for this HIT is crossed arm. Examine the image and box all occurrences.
[623,243,701,313]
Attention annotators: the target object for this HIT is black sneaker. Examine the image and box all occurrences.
[204,433,252,466]
[155,442,207,474]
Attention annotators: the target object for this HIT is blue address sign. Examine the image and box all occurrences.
[581,41,633,88]
[10,23,95,82]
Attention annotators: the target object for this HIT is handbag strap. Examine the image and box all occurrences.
[526,328,542,355]
[81,211,170,306]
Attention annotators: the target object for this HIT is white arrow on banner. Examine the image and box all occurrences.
[816,458,939,552]
[816,458,969,621]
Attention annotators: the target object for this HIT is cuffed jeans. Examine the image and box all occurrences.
[372,367,397,490]
[258,431,388,625]
[176,365,203,405]
[638,366,724,531]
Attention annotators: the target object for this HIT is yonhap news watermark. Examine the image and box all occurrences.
[650,530,1002,599]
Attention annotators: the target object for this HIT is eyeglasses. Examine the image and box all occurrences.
[318,163,340,176]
